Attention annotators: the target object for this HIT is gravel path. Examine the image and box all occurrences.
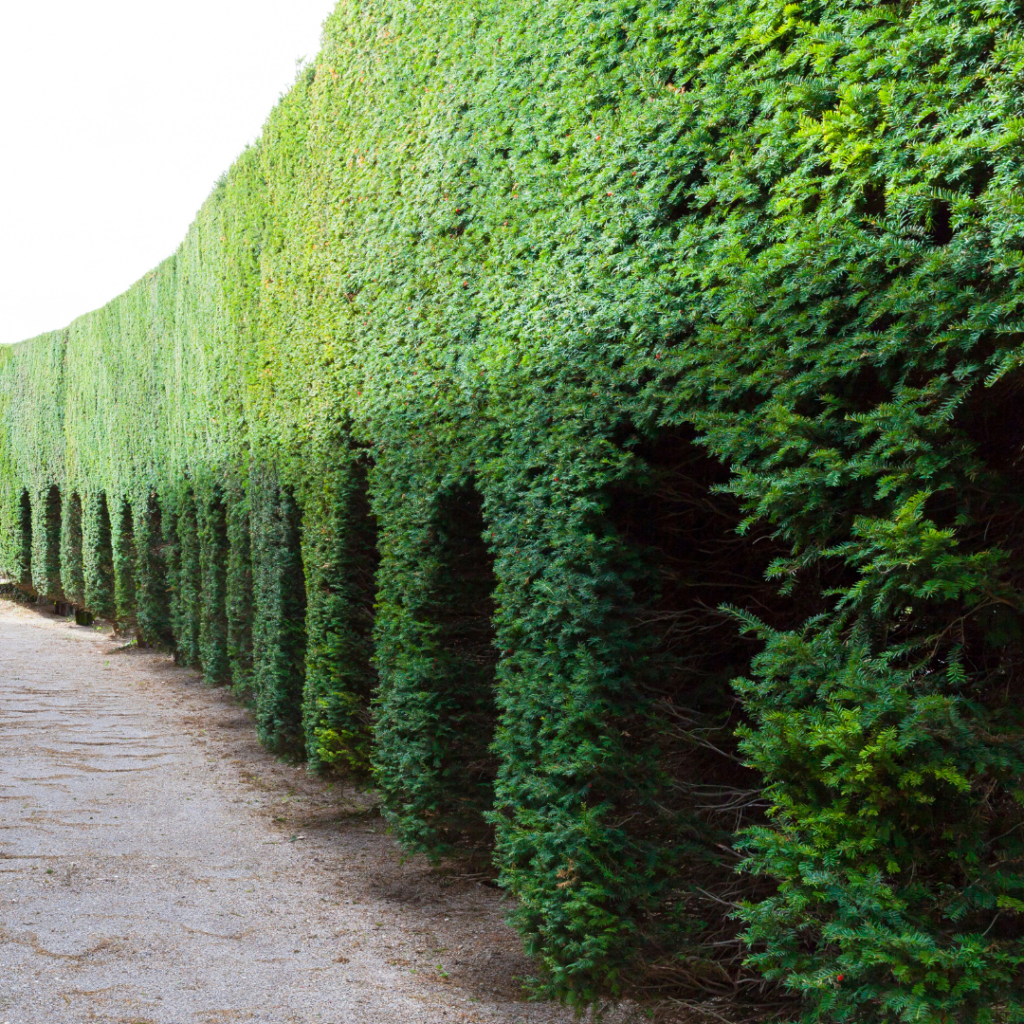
[0,599,637,1024]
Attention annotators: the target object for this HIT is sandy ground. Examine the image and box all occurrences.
[0,599,643,1024]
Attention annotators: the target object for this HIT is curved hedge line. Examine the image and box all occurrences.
[2,0,1024,1018]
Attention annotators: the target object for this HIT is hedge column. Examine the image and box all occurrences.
[301,454,379,774]
[225,475,254,693]
[250,464,307,755]
[111,497,138,630]
[82,492,115,620]
[170,489,201,666]
[32,484,63,602]
[134,492,172,647]
[59,491,85,608]
[482,417,665,1004]
[197,480,230,685]
[370,449,499,861]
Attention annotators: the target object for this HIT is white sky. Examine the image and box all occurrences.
[0,0,336,347]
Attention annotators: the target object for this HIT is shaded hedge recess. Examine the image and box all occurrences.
[2,0,1024,1018]
[250,466,308,755]
[59,491,84,608]
[35,484,62,602]
[135,493,172,647]
[82,493,115,622]
[301,452,379,775]
[112,498,137,631]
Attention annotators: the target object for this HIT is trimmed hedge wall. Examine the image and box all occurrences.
[2,0,1023,1018]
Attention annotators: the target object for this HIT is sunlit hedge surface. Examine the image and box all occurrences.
[3,0,1024,1018]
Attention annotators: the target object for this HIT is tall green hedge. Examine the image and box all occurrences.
[2,0,1023,1018]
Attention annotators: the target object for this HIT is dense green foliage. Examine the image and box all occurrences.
[224,477,255,692]
[59,491,84,608]
[250,466,307,754]
[301,453,378,774]
[2,0,1023,1018]
[172,491,202,668]
[134,493,172,646]
[197,483,230,685]
[83,493,115,622]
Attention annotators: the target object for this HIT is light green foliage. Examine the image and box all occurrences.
[1,0,1023,1017]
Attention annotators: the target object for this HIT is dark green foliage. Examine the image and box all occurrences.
[17,490,32,589]
[32,484,62,601]
[197,482,230,684]
[250,466,307,755]
[601,428,800,998]
[59,492,84,608]
[372,465,499,859]
[83,493,115,620]
[172,490,201,667]
[134,493,172,647]
[225,477,254,694]
[162,508,181,652]
[479,423,666,1002]
[644,0,1024,1017]
[3,0,1024,1016]
[111,497,137,630]
[301,455,379,774]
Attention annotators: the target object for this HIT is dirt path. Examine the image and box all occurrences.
[0,599,637,1024]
